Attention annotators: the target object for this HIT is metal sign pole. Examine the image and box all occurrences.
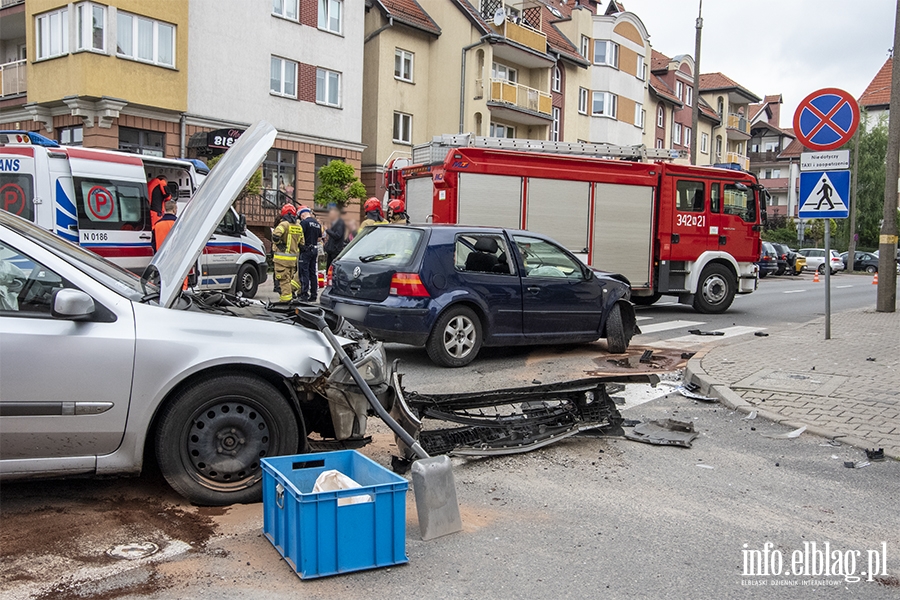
[824,219,831,340]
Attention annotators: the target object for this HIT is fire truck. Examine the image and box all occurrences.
[385,135,766,314]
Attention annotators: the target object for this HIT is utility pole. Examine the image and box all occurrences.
[878,1,900,313]
[847,131,861,271]
[690,0,703,165]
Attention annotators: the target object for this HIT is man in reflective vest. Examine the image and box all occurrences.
[272,204,303,302]
[147,175,171,228]
[358,197,388,234]
[151,200,189,290]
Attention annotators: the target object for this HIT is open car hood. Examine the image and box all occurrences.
[148,121,277,308]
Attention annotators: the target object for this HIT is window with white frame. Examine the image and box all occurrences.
[273,0,299,20]
[592,91,617,118]
[270,56,297,97]
[634,103,644,128]
[636,55,645,80]
[675,80,684,100]
[395,49,414,82]
[490,123,515,138]
[657,104,664,127]
[684,126,692,148]
[715,135,723,158]
[673,122,682,145]
[491,62,517,83]
[58,126,83,146]
[580,35,590,59]
[117,12,175,67]
[578,88,588,114]
[316,68,341,107]
[685,85,693,107]
[552,66,561,93]
[76,3,106,53]
[36,9,69,60]
[656,138,664,149]
[772,168,781,178]
[641,109,647,132]
[593,41,619,68]
[393,112,412,144]
[700,132,709,154]
[551,107,561,142]
[318,0,342,34]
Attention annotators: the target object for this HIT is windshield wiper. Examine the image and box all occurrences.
[359,253,395,263]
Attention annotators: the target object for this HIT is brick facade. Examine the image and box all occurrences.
[300,0,318,28]
[298,62,318,104]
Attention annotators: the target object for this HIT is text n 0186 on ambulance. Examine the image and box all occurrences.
[0,131,267,297]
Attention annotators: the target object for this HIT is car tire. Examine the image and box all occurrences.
[866,265,877,274]
[693,263,736,314]
[758,271,768,279]
[775,266,786,276]
[817,264,825,274]
[426,305,482,368]
[234,263,259,298]
[155,374,302,506]
[631,292,662,306]
[605,302,632,354]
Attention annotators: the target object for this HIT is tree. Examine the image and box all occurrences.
[838,112,888,250]
[313,160,367,208]
[762,217,798,245]
[206,153,263,197]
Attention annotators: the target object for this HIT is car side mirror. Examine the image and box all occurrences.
[52,288,95,320]
[238,214,247,234]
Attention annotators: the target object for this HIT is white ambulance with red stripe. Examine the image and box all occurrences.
[0,131,267,297]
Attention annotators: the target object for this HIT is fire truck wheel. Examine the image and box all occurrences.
[605,303,631,354]
[426,305,483,368]
[631,293,661,306]
[693,263,736,314]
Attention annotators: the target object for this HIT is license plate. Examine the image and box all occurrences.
[333,302,367,321]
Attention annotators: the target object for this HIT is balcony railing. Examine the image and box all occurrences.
[495,19,547,54]
[726,113,749,134]
[1,0,26,8]
[725,151,750,170]
[0,59,26,99]
[485,78,552,116]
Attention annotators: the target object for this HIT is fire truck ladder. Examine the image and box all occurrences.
[411,134,678,165]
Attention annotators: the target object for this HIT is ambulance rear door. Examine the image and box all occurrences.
[0,147,39,225]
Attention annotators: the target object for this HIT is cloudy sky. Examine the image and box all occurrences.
[620,0,895,125]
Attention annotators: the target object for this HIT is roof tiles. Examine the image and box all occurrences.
[859,58,891,108]
[376,0,441,36]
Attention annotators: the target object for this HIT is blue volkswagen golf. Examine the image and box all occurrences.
[320,225,638,367]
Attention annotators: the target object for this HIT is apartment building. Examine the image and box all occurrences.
[645,49,720,165]
[698,72,761,171]
[0,0,364,232]
[585,2,649,146]
[747,94,797,217]
[360,0,598,199]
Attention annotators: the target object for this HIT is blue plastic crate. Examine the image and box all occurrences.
[261,450,409,579]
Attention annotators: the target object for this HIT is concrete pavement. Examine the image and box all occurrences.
[686,308,900,459]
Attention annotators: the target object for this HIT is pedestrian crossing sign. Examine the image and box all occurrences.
[798,170,850,219]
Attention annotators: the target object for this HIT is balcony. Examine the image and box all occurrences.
[493,19,547,55]
[0,59,26,99]
[483,78,552,124]
[1,0,26,7]
[724,152,750,170]
[726,113,750,140]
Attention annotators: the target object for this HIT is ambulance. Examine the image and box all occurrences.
[0,131,267,297]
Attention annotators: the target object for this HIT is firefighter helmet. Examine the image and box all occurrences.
[281,203,297,217]
[388,198,405,213]
[364,197,382,213]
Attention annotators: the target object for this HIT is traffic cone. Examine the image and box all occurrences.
[873,272,878,285]
[813,271,820,283]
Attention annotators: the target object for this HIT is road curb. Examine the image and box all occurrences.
[684,355,897,459]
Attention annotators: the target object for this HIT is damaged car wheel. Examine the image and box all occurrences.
[155,374,301,506]
[605,302,633,354]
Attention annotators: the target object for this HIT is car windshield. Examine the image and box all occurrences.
[338,226,423,267]
[0,212,151,300]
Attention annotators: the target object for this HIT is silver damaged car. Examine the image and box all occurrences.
[0,122,389,505]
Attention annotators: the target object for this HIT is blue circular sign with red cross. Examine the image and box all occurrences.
[793,88,860,151]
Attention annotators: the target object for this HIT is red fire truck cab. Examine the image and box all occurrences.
[386,136,765,314]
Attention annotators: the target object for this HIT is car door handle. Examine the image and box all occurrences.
[139,233,151,240]
[527,286,540,294]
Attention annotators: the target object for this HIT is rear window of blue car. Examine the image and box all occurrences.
[339,226,423,267]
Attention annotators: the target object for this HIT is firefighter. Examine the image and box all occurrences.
[147,175,171,227]
[358,197,388,234]
[297,206,322,302]
[272,204,303,302]
[151,200,178,253]
[387,198,409,224]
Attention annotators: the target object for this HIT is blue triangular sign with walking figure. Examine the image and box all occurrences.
[798,170,850,219]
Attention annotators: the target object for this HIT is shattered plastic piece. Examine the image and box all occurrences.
[696,464,714,469]
[742,410,758,420]
[688,329,725,336]
[622,419,641,427]
[611,395,626,405]
[865,448,885,462]
[819,439,842,447]
[844,460,871,469]
[681,352,696,359]
[754,332,769,337]
[624,418,699,448]
[107,542,159,560]
[532,379,542,384]
[639,349,654,363]
[761,425,807,439]
[676,386,717,403]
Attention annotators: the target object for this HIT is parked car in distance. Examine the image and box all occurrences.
[797,248,844,275]
[770,243,794,276]
[321,225,638,367]
[788,249,807,275]
[757,242,779,278]
[841,251,880,273]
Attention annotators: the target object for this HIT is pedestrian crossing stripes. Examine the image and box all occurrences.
[633,314,766,349]
[637,320,706,335]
